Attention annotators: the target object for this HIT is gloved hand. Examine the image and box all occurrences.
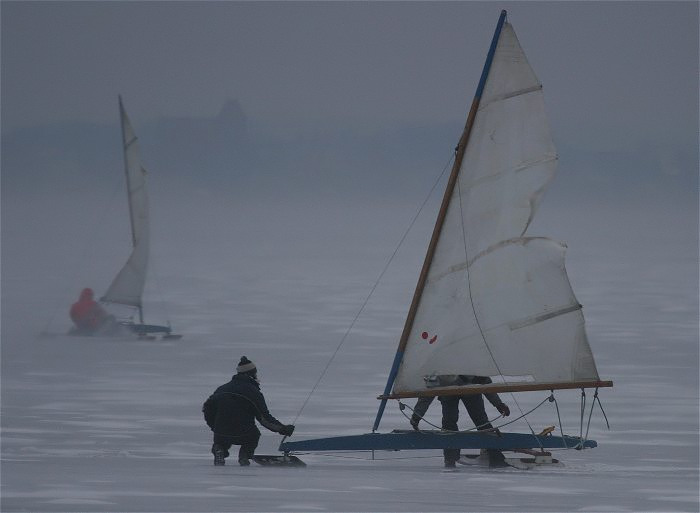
[496,403,510,417]
[410,415,420,431]
[279,424,295,437]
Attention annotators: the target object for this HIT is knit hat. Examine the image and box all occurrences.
[236,356,257,375]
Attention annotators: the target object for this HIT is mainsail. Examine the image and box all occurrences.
[383,16,608,400]
[101,97,150,310]
[281,11,611,457]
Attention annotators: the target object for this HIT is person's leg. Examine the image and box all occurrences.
[461,395,507,467]
[212,436,233,466]
[237,427,261,466]
[461,394,492,430]
[439,396,460,467]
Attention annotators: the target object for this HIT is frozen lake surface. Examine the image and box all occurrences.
[2,194,698,512]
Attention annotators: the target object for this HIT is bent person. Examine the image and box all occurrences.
[202,356,295,466]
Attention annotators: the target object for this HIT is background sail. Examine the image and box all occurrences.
[101,99,150,308]
[393,23,600,394]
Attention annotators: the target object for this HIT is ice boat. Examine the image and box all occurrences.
[72,97,180,340]
[279,10,612,462]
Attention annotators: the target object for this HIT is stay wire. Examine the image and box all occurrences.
[578,389,587,447]
[585,387,610,439]
[455,177,539,443]
[596,388,611,429]
[291,153,455,426]
[551,392,570,449]
[398,395,551,433]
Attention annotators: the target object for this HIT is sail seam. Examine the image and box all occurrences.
[478,84,542,110]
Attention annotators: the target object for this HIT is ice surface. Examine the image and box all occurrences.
[2,190,698,512]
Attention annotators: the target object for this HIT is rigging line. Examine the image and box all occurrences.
[292,153,456,426]
[596,389,611,429]
[489,396,551,433]
[551,392,570,449]
[455,176,539,441]
[584,387,609,439]
[398,398,501,432]
[584,388,596,441]
[398,396,550,433]
[578,389,587,448]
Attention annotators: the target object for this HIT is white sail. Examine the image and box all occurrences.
[393,23,600,394]
[101,99,150,308]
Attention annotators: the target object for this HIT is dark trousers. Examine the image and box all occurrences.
[212,426,260,462]
[439,394,493,464]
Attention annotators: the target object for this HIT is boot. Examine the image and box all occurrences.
[487,449,509,468]
[238,446,253,466]
[212,445,226,466]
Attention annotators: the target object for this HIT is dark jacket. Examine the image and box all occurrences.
[202,374,287,437]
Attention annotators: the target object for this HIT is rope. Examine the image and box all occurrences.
[455,176,540,443]
[563,389,591,450]
[579,389,587,446]
[397,394,551,434]
[584,387,610,439]
[291,154,455,426]
[551,392,569,449]
[596,388,611,429]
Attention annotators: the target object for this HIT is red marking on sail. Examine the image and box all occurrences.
[421,331,438,344]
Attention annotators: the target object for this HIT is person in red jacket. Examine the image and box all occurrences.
[69,288,112,334]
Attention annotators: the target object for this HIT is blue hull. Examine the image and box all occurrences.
[280,430,596,452]
[122,322,172,335]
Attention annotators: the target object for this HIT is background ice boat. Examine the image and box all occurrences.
[69,97,181,340]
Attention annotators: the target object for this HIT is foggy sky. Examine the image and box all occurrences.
[2,2,698,207]
[2,2,697,147]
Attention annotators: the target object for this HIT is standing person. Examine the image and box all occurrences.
[409,375,510,468]
[202,356,295,466]
[69,287,113,334]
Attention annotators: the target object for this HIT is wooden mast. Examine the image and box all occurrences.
[372,10,509,432]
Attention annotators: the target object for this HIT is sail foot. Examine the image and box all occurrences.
[380,380,613,400]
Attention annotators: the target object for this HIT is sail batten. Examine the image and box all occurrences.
[508,303,582,331]
[478,84,543,109]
